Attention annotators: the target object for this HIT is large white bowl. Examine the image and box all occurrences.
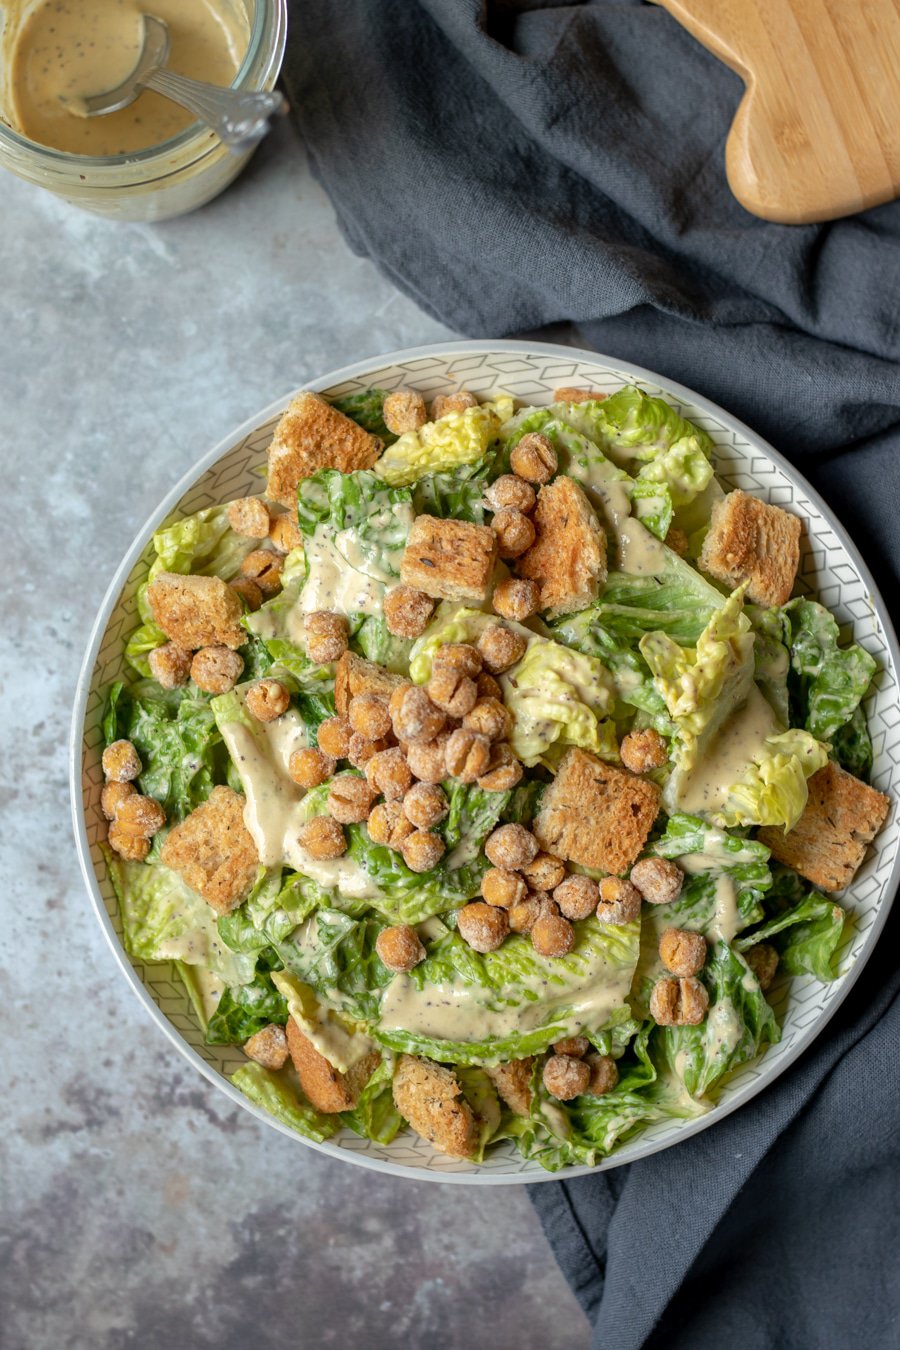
[71,341,900,1183]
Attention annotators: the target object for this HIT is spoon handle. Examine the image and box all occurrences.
[143,69,287,152]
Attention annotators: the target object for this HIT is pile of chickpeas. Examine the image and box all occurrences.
[542,1035,619,1102]
[101,739,166,861]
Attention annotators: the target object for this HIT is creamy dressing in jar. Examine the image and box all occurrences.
[5,0,248,155]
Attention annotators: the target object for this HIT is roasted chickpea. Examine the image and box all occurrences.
[349,693,393,741]
[428,665,478,718]
[389,681,414,724]
[462,697,510,742]
[405,733,450,785]
[433,643,482,679]
[102,739,141,783]
[477,624,527,674]
[376,924,426,972]
[485,823,539,870]
[521,852,566,893]
[431,390,477,419]
[477,743,524,792]
[553,1036,590,1058]
[476,671,503,702]
[596,876,642,925]
[367,800,415,849]
[531,911,575,959]
[383,388,427,435]
[508,895,542,933]
[509,432,557,484]
[230,577,264,612]
[630,857,684,905]
[444,729,491,783]
[347,732,391,770]
[492,577,540,622]
[402,782,448,829]
[227,496,270,538]
[115,793,166,838]
[659,927,707,978]
[457,901,509,953]
[747,943,779,992]
[619,728,669,774]
[148,642,192,690]
[297,815,347,860]
[383,585,434,639]
[240,548,283,596]
[392,686,446,744]
[107,821,150,862]
[243,1024,289,1070]
[650,976,709,1027]
[542,1055,589,1100]
[190,645,244,694]
[664,525,689,558]
[554,874,600,921]
[553,386,602,404]
[483,474,536,515]
[268,513,303,555]
[305,611,349,664]
[400,829,446,873]
[100,781,135,821]
[366,747,414,801]
[585,1054,619,1097]
[491,507,536,560]
[289,747,337,789]
[246,679,290,722]
[328,773,378,823]
[317,715,352,760]
[481,867,527,909]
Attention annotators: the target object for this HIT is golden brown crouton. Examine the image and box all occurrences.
[699,490,801,607]
[243,1023,289,1070]
[334,650,404,718]
[160,786,259,914]
[758,761,890,892]
[266,391,381,506]
[146,572,245,651]
[534,748,660,874]
[516,476,607,618]
[285,1018,379,1113]
[400,515,497,604]
[392,1054,480,1159]
[485,1059,533,1117]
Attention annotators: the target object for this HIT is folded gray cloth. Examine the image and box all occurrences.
[282,3,900,1344]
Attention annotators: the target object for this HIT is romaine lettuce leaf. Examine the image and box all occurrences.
[631,478,674,540]
[653,940,780,1099]
[411,458,494,523]
[329,387,397,444]
[341,1053,403,1145]
[103,680,226,820]
[584,557,725,648]
[737,867,846,982]
[230,1062,341,1142]
[780,598,877,743]
[549,607,673,733]
[148,504,257,585]
[352,615,413,674]
[719,728,828,830]
[295,467,412,545]
[374,396,513,486]
[205,958,289,1046]
[275,908,392,1023]
[829,705,874,779]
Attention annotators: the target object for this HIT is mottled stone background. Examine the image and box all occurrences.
[1,122,589,1349]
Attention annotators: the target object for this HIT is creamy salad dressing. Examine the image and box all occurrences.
[272,966,375,1073]
[378,940,636,1045]
[677,853,742,944]
[575,463,668,576]
[678,685,779,815]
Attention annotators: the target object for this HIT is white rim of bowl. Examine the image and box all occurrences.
[70,338,900,1185]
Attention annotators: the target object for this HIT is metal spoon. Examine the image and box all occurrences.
[68,14,287,154]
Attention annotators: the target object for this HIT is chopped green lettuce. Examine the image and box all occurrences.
[206,959,289,1046]
[719,728,828,830]
[341,1053,403,1144]
[780,598,877,743]
[549,607,673,733]
[295,467,412,545]
[147,504,257,589]
[374,396,513,486]
[230,1062,341,1142]
[738,868,846,982]
[411,459,494,524]
[329,387,397,444]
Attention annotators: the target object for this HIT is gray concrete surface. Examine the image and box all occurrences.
[0,120,590,1349]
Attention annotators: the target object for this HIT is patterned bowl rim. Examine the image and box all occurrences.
[70,339,900,1185]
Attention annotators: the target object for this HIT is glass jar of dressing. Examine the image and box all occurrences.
[0,0,287,220]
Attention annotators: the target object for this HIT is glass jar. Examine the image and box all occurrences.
[0,0,287,221]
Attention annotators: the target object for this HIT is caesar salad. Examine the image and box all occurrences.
[99,381,890,1168]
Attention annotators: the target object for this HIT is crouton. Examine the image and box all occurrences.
[146,572,244,651]
[266,391,381,506]
[516,476,606,618]
[699,490,801,607]
[285,1018,379,1113]
[534,748,660,873]
[243,1024,289,1070]
[485,1059,533,1117]
[334,650,404,717]
[758,761,890,892]
[400,515,496,604]
[392,1054,480,1159]
[160,785,259,914]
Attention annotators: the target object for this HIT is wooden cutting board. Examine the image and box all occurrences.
[657,0,900,223]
